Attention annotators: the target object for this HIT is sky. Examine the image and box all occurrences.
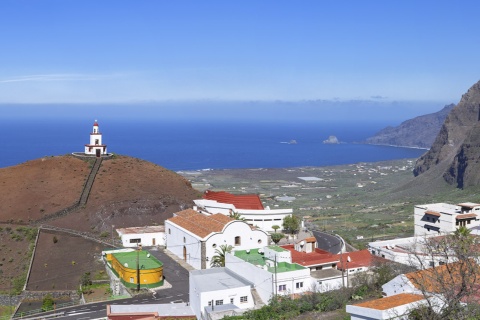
[0,1,479,108]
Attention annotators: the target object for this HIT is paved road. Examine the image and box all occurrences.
[312,230,343,254]
[33,248,189,320]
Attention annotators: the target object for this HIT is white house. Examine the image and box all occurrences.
[189,268,255,320]
[346,293,427,320]
[116,226,165,247]
[194,190,293,232]
[225,247,314,304]
[414,202,480,236]
[367,235,458,269]
[84,120,107,156]
[165,209,268,270]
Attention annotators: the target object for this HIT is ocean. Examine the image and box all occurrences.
[0,118,426,171]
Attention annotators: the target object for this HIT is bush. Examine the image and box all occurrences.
[42,294,54,312]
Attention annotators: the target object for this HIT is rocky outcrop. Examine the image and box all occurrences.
[413,80,480,188]
[365,104,454,149]
[323,136,339,144]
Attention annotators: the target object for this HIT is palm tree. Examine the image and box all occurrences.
[210,244,233,267]
[229,211,245,221]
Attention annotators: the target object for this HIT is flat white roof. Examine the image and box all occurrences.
[116,226,165,235]
[298,177,322,181]
[191,267,253,292]
[416,203,458,214]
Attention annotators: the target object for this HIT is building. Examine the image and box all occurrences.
[226,247,313,304]
[193,190,293,232]
[165,209,268,270]
[414,202,480,236]
[107,303,195,320]
[104,248,164,289]
[189,268,255,320]
[346,293,427,320]
[84,120,107,156]
[117,226,165,247]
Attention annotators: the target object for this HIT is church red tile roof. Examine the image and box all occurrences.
[167,209,233,239]
[203,190,264,210]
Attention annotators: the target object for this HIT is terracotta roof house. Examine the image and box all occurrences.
[346,293,428,320]
[165,209,268,270]
[193,190,294,232]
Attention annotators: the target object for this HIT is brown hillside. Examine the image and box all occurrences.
[50,156,202,232]
[0,156,88,223]
[0,155,201,231]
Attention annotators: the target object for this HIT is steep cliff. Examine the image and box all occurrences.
[365,104,454,148]
[413,80,480,188]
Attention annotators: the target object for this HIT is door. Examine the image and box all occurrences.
[96,149,101,157]
[183,246,187,261]
[152,238,156,246]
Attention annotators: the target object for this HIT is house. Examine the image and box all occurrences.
[414,202,480,236]
[193,190,293,232]
[346,293,427,320]
[103,248,164,289]
[368,236,449,269]
[225,247,313,304]
[189,268,255,320]
[165,209,268,269]
[107,303,195,320]
[116,226,165,247]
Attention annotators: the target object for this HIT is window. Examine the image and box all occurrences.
[129,238,141,244]
[235,236,241,246]
[429,261,435,267]
[230,298,234,304]
[240,296,248,303]
[278,284,286,292]
[208,301,212,306]
[168,228,171,234]
[212,243,217,248]
[296,282,303,289]
[215,300,223,306]
[183,237,186,243]
[258,239,262,244]
[130,277,134,283]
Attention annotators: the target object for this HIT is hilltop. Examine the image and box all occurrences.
[0,155,201,291]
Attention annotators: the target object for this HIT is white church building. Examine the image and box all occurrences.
[84,120,108,156]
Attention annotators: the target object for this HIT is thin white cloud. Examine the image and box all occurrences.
[0,73,122,83]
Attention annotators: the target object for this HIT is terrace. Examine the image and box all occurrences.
[234,248,306,273]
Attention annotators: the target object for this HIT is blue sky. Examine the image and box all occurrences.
[0,1,479,105]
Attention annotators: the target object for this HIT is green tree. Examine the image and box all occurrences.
[229,211,245,221]
[271,233,284,244]
[210,244,233,267]
[272,225,280,233]
[42,294,55,312]
[282,215,300,235]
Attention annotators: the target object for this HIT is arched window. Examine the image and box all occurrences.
[235,236,241,246]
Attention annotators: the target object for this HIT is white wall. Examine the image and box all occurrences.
[225,253,313,303]
[120,232,165,247]
[165,220,203,270]
[204,222,268,269]
[382,274,415,297]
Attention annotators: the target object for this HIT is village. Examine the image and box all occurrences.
[3,121,480,320]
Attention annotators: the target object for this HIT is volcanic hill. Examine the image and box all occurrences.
[0,155,201,291]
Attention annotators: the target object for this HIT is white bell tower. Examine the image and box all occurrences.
[84,120,107,156]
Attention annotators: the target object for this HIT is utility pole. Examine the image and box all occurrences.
[137,244,141,292]
[274,254,278,296]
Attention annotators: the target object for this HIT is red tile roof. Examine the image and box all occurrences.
[336,250,384,269]
[281,244,339,267]
[168,209,233,239]
[203,190,264,210]
[353,293,424,310]
[456,213,477,220]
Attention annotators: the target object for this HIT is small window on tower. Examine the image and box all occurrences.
[95,139,99,145]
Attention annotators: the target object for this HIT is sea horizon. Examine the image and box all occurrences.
[0,118,426,171]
